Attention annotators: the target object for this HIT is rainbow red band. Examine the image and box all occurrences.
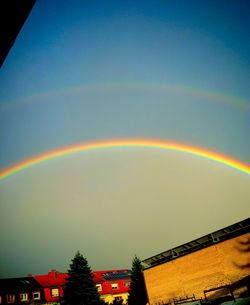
[0,139,250,180]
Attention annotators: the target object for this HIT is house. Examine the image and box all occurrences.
[0,269,131,305]
[34,269,131,304]
[0,276,42,304]
[93,269,131,304]
[33,269,68,304]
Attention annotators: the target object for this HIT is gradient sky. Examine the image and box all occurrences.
[0,0,249,278]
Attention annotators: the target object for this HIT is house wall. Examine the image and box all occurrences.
[143,233,250,305]
[97,278,130,304]
[100,292,129,304]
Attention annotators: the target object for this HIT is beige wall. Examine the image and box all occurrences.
[143,233,250,305]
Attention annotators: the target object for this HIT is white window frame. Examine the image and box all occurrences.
[32,292,41,300]
[95,284,102,292]
[20,293,28,302]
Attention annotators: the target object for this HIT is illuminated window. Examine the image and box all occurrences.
[20,293,28,301]
[111,283,118,290]
[124,281,130,288]
[95,284,102,292]
[6,294,15,303]
[32,292,41,300]
[51,288,59,297]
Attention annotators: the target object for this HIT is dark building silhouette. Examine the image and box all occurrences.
[1,0,36,67]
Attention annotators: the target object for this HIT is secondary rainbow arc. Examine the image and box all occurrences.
[1,82,249,112]
[0,139,250,180]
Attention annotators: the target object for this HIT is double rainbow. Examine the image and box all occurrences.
[1,83,249,112]
[0,139,249,180]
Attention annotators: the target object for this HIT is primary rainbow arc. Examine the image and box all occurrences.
[0,139,250,180]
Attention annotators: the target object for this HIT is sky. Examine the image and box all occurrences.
[0,0,250,278]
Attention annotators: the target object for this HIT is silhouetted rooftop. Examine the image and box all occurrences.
[142,218,250,269]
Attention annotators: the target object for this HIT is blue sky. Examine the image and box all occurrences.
[0,0,249,277]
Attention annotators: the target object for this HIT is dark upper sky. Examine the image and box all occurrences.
[0,0,249,278]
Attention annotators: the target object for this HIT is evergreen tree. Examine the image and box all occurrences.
[127,255,148,305]
[62,251,101,305]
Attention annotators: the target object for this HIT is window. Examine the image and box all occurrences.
[124,281,130,288]
[111,283,118,290]
[20,293,28,302]
[95,284,102,292]
[6,294,15,304]
[51,288,59,297]
[32,292,41,300]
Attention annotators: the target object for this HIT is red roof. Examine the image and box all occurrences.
[34,269,68,287]
[93,269,130,282]
[93,269,131,295]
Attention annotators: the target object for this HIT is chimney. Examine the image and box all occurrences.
[49,269,57,279]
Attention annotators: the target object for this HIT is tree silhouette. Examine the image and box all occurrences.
[62,251,101,305]
[127,255,148,305]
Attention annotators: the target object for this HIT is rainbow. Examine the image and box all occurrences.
[0,139,250,180]
[1,83,249,112]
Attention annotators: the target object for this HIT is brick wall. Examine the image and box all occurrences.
[143,233,250,304]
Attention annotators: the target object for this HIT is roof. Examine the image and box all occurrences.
[93,270,131,295]
[142,218,250,269]
[0,277,42,292]
[93,269,131,282]
[33,270,68,287]
[33,269,131,287]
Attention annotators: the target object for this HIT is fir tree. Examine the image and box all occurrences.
[62,251,101,305]
[127,255,148,305]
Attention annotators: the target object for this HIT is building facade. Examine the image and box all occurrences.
[0,269,131,305]
[142,218,250,305]
[94,270,131,304]
[0,277,43,305]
